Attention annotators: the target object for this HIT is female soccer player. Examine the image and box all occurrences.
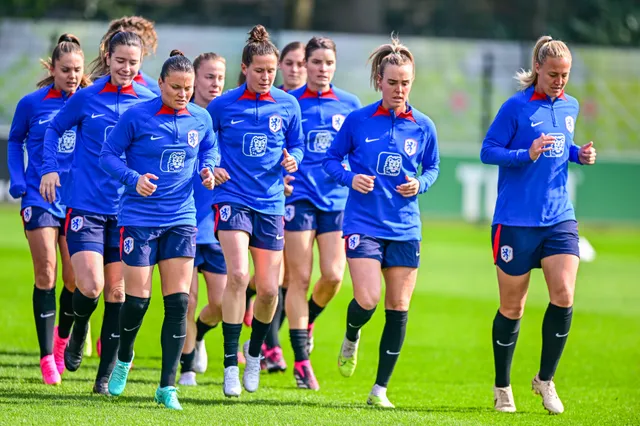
[323,35,440,408]
[278,41,306,92]
[480,35,596,415]
[40,31,155,394]
[100,50,217,410]
[285,36,361,390]
[178,52,229,385]
[89,16,160,95]
[7,34,90,385]
[207,24,304,397]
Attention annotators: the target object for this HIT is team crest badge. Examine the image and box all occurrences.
[332,114,345,131]
[500,245,513,263]
[123,237,134,255]
[22,207,32,223]
[347,234,360,250]
[219,205,231,222]
[188,130,199,147]
[565,116,574,133]
[70,216,84,232]
[269,115,282,133]
[285,205,295,222]
[404,138,418,156]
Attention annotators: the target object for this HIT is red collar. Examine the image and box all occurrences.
[298,85,339,101]
[238,89,276,103]
[156,104,191,116]
[372,103,415,122]
[98,79,138,97]
[133,73,148,86]
[529,89,567,102]
[43,88,62,100]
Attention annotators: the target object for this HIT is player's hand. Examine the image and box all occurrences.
[352,174,375,194]
[136,173,158,197]
[396,175,420,197]
[214,167,230,186]
[529,133,556,161]
[9,182,26,199]
[284,175,295,197]
[200,167,215,190]
[579,141,596,165]
[281,149,298,173]
[40,172,61,203]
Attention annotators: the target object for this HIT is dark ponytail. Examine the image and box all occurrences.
[160,49,194,81]
[37,33,92,89]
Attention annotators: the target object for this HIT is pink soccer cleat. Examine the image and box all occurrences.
[53,326,69,375]
[40,354,61,385]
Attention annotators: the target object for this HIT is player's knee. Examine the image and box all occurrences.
[226,270,250,292]
[34,264,56,290]
[550,286,574,307]
[320,268,343,290]
[256,285,279,306]
[500,304,525,319]
[105,285,125,303]
[357,294,379,311]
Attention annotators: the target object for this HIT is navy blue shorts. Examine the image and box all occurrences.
[284,200,343,235]
[121,225,197,267]
[195,243,227,274]
[491,219,580,276]
[214,203,284,251]
[21,206,65,234]
[345,234,421,269]
[65,208,120,264]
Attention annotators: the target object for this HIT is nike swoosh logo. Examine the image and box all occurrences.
[231,119,244,125]
[173,334,187,339]
[495,340,515,347]
[531,121,544,127]
[276,235,284,240]
[150,135,163,140]
[301,118,309,122]
[224,354,235,358]
[111,333,120,338]
[39,119,52,125]
[347,323,361,328]
[124,325,141,332]
[40,312,55,318]
[385,350,400,355]
[365,137,379,143]
[91,113,105,119]
[555,332,569,338]
[63,312,75,317]
[416,252,420,257]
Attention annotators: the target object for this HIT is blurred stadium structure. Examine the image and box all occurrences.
[1,0,638,223]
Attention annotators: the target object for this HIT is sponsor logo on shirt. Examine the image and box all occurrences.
[160,149,186,172]
[243,133,268,157]
[58,130,76,153]
[543,133,565,158]
[307,130,333,153]
[376,152,403,176]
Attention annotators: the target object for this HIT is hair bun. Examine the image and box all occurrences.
[58,33,81,46]
[170,49,185,57]
[248,25,270,43]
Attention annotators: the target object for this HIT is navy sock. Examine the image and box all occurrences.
[308,297,325,326]
[71,289,99,343]
[33,286,56,358]
[118,294,150,363]
[539,303,573,381]
[375,310,408,387]
[222,322,242,367]
[492,310,520,387]
[57,286,74,339]
[160,293,189,388]
[345,299,376,342]
[96,301,122,381]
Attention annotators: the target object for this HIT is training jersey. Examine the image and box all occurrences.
[100,97,217,227]
[193,147,220,244]
[134,71,161,96]
[287,84,361,211]
[206,83,304,215]
[42,76,155,215]
[8,85,77,217]
[323,101,440,241]
[480,86,582,227]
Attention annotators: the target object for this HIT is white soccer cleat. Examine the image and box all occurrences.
[367,385,395,408]
[242,340,261,393]
[178,371,197,386]
[193,339,208,374]
[223,366,242,397]
[493,385,517,412]
[532,375,565,414]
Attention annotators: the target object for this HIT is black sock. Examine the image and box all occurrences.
[539,303,573,381]
[222,322,242,367]
[249,317,271,358]
[375,310,408,387]
[265,287,283,349]
[345,299,376,342]
[245,287,256,311]
[492,310,521,387]
[71,289,99,343]
[57,287,74,339]
[118,294,150,363]
[33,286,56,358]
[289,329,308,362]
[160,293,189,388]
[279,288,288,329]
[195,316,216,342]
[308,296,325,326]
[96,301,122,381]
[180,349,196,373]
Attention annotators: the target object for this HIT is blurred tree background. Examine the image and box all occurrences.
[2,0,638,47]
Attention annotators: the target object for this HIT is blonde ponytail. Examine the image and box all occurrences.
[515,35,572,90]
[368,33,414,91]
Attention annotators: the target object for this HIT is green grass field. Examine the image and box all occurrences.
[0,205,638,425]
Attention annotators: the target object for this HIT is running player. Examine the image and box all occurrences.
[40,31,155,394]
[285,36,361,390]
[89,16,160,95]
[480,35,597,415]
[101,50,217,410]
[323,35,440,408]
[178,52,229,385]
[207,24,304,397]
[278,41,306,92]
[7,34,91,385]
